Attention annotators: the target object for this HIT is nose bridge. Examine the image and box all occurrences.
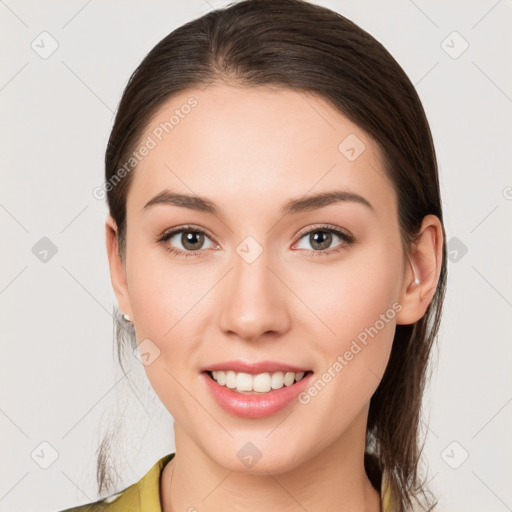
[218,236,290,340]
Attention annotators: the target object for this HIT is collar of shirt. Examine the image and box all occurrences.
[79,452,398,512]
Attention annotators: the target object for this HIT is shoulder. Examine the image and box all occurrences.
[56,453,175,512]
[55,487,132,512]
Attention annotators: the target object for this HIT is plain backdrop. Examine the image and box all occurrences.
[1,1,511,511]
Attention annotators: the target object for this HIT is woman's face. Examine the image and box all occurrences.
[109,84,417,473]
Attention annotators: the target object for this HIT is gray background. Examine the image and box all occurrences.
[1,1,511,511]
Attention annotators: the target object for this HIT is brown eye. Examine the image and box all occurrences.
[308,230,333,251]
[159,226,217,257]
[293,226,354,256]
[180,231,205,251]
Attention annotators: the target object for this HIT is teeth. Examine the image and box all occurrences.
[211,370,307,393]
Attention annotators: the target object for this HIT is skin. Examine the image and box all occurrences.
[105,84,443,512]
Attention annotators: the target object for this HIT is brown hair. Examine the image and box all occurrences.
[101,0,447,510]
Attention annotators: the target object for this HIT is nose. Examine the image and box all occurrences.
[217,245,291,342]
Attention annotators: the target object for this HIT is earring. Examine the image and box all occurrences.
[121,313,132,323]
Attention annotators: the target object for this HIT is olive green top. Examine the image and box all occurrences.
[58,452,397,511]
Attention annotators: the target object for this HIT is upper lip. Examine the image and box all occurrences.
[202,360,312,375]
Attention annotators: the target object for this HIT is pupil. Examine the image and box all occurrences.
[312,231,331,250]
[183,231,203,250]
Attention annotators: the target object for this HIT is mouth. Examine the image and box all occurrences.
[201,368,315,418]
[203,369,314,395]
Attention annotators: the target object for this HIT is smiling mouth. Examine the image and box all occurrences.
[204,370,314,394]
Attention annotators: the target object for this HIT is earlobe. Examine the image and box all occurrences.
[105,214,133,319]
[396,215,443,325]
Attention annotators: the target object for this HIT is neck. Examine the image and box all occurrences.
[160,409,381,512]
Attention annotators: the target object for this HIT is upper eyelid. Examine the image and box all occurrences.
[295,224,350,239]
[161,224,212,239]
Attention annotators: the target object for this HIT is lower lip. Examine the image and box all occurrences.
[201,371,314,419]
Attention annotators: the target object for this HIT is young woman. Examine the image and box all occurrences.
[59,0,447,510]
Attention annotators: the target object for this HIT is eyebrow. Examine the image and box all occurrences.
[141,188,374,216]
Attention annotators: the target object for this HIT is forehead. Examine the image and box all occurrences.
[126,84,396,221]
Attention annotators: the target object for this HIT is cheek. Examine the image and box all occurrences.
[124,240,214,398]
[126,236,207,339]
[294,239,403,387]
[302,241,401,323]
[124,246,207,419]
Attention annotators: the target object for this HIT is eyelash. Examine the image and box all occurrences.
[157,224,355,259]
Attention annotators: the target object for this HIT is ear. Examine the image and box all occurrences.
[395,214,444,325]
[105,214,133,319]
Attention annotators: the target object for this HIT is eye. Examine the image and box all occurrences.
[158,224,355,259]
[293,225,354,257]
[158,225,217,258]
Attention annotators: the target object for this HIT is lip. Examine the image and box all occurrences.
[201,370,314,419]
[201,360,311,375]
